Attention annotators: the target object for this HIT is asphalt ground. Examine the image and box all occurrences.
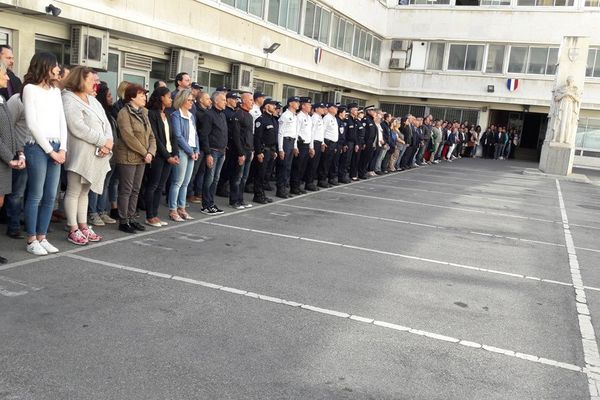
[1,158,599,399]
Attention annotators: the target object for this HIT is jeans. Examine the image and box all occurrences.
[5,167,28,232]
[88,168,114,215]
[169,149,196,210]
[373,147,387,172]
[145,156,172,218]
[229,149,252,205]
[202,149,226,208]
[24,142,61,236]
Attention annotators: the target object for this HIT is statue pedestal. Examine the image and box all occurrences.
[539,141,575,176]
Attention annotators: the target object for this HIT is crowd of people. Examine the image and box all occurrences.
[0,47,522,263]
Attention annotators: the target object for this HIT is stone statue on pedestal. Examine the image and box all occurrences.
[548,75,582,145]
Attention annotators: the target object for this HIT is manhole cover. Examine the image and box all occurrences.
[578,204,600,210]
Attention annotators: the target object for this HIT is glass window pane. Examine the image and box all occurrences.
[222,0,235,6]
[427,42,445,70]
[448,44,467,70]
[123,73,145,88]
[352,27,360,56]
[594,51,600,77]
[304,1,315,38]
[364,34,372,61]
[586,49,596,77]
[237,0,249,11]
[371,38,381,65]
[343,22,354,53]
[486,44,505,73]
[249,0,263,16]
[278,0,288,27]
[287,0,301,32]
[319,9,330,43]
[517,0,536,5]
[359,31,367,59]
[546,47,559,75]
[465,45,484,71]
[97,53,119,99]
[331,15,340,48]
[508,46,528,73]
[527,47,548,74]
[313,6,321,39]
[268,0,280,24]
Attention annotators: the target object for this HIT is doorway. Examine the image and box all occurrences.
[489,110,547,161]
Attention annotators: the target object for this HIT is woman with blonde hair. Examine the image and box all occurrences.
[61,66,113,245]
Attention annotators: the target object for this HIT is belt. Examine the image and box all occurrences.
[283,137,295,142]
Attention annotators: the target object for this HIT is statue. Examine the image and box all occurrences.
[548,76,582,145]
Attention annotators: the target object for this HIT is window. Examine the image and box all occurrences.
[343,21,354,54]
[254,78,275,97]
[527,47,549,74]
[97,52,119,98]
[198,69,231,94]
[35,36,70,66]
[508,46,528,73]
[307,90,323,103]
[481,0,511,4]
[486,44,505,73]
[517,0,573,5]
[586,48,600,78]
[404,0,450,4]
[303,1,330,44]
[575,117,600,151]
[447,44,484,71]
[427,42,445,70]
[282,84,298,99]
[371,38,382,65]
[341,96,366,107]
[352,27,361,57]
[149,60,168,92]
[0,29,9,46]
[586,0,600,5]
[268,0,301,32]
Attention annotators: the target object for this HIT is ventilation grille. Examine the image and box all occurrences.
[123,52,153,71]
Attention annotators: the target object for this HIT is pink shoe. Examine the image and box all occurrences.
[81,227,102,242]
[67,229,88,246]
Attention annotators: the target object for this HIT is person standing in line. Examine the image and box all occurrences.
[61,66,113,245]
[0,45,23,99]
[345,103,360,181]
[319,103,339,187]
[290,97,313,195]
[227,92,254,208]
[304,102,325,191]
[430,120,442,164]
[275,96,300,198]
[187,90,211,205]
[252,98,278,204]
[21,53,67,255]
[358,106,377,179]
[0,61,26,263]
[145,86,179,227]
[334,105,349,182]
[168,88,198,221]
[114,84,156,233]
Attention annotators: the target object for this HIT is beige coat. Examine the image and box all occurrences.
[62,90,113,194]
[114,104,156,165]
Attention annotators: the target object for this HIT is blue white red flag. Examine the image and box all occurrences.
[507,78,519,92]
[314,47,323,64]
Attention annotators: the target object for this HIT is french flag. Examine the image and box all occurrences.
[507,78,519,92]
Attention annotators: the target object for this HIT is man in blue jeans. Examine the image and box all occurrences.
[198,91,228,215]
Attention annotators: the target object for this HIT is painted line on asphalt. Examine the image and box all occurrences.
[63,252,584,375]
[556,180,600,400]
[334,189,564,225]
[200,220,600,293]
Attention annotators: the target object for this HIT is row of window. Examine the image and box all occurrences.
[380,103,480,124]
[220,0,381,65]
[399,0,593,5]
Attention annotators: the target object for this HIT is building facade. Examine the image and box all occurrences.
[0,0,598,164]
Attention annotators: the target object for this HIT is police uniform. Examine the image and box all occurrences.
[252,101,278,203]
[304,103,326,191]
[358,106,377,179]
[318,105,339,188]
[227,105,253,208]
[276,96,299,197]
[290,97,313,194]
[349,107,364,180]
[217,92,241,198]
[333,107,348,184]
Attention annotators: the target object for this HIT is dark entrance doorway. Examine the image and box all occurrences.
[488,110,547,161]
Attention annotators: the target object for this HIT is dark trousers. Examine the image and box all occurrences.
[400,145,414,168]
[305,140,322,185]
[291,143,310,189]
[330,143,342,180]
[117,164,145,222]
[338,142,352,179]
[358,144,375,177]
[319,140,337,182]
[229,149,253,205]
[350,145,362,178]
[276,138,294,190]
[144,157,172,219]
[254,148,274,197]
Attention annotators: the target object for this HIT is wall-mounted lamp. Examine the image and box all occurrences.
[523,105,530,113]
[45,4,61,17]
[263,43,281,54]
[487,85,495,93]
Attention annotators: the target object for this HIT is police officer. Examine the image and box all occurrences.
[252,99,278,204]
[358,105,377,179]
[334,105,349,184]
[276,96,300,198]
[217,92,241,198]
[290,97,313,195]
[227,92,254,209]
[348,104,363,181]
[318,103,339,188]
[305,102,326,191]
[245,91,266,194]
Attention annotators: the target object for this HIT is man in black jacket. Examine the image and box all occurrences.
[358,106,377,179]
[252,99,278,204]
[227,92,254,209]
[199,92,228,215]
[187,91,212,204]
[0,45,22,99]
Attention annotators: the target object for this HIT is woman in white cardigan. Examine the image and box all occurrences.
[61,66,113,245]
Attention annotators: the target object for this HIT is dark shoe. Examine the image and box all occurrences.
[276,190,288,199]
[263,183,274,191]
[118,223,137,234]
[6,230,25,239]
[375,171,384,175]
[129,221,146,231]
[266,197,273,203]
[318,180,330,188]
[210,205,225,215]
[339,177,351,184]
[289,187,302,195]
[328,178,340,186]
[0,256,6,264]
[252,196,269,204]
[305,183,319,191]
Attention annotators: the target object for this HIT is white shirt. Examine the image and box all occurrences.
[23,84,68,153]
[296,111,313,149]
[323,113,339,143]
[278,109,297,150]
[179,109,196,148]
[163,117,172,153]
[250,104,261,134]
[311,113,324,143]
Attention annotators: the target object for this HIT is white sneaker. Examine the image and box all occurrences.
[27,240,48,256]
[39,239,59,254]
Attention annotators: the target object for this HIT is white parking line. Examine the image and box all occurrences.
[63,252,584,375]
[200,220,600,293]
[556,180,600,399]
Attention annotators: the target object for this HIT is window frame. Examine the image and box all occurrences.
[447,43,485,72]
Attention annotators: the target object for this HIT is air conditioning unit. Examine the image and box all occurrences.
[122,52,153,71]
[391,40,411,52]
[168,49,199,82]
[70,26,109,70]
[327,90,343,104]
[231,63,254,92]
[389,53,408,70]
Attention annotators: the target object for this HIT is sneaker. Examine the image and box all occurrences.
[169,210,185,222]
[39,239,59,253]
[99,213,116,224]
[200,207,212,215]
[27,240,48,256]
[230,203,245,210]
[159,220,168,226]
[118,223,137,234]
[89,213,105,227]
[145,217,162,227]
[240,201,252,208]
[129,221,146,231]
[210,205,224,215]
[81,227,102,242]
[67,230,88,246]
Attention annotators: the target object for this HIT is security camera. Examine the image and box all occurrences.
[45,4,61,17]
